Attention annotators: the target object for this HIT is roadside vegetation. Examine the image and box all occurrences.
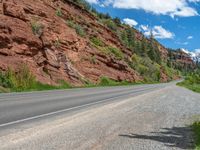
[1,0,198,93]
[0,65,71,92]
[177,71,200,93]
[65,0,184,83]
[192,122,200,150]
[0,66,144,93]
[66,20,86,37]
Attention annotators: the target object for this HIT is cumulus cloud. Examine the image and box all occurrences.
[139,25,174,39]
[180,48,200,61]
[188,0,200,2]
[187,36,193,39]
[87,0,199,17]
[123,18,138,26]
[85,0,98,4]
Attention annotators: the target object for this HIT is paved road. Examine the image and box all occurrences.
[0,82,200,150]
[0,83,168,127]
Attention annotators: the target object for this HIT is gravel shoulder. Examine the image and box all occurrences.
[1,84,200,150]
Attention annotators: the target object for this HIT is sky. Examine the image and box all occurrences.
[86,0,200,54]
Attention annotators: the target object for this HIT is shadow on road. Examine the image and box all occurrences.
[119,126,194,149]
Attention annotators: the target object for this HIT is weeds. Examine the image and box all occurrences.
[192,122,200,150]
[31,20,43,37]
[90,37,104,47]
[54,38,61,48]
[75,24,86,37]
[56,8,62,17]
[66,20,85,37]
[0,65,71,92]
[177,73,200,93]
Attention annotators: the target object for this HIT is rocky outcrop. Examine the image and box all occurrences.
[168,49,195,71]
[0,0,142,85]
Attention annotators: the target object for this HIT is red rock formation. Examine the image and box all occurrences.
[0,0,142,85]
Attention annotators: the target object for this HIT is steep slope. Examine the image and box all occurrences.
[0,0,181,86]
[168,49,196,72]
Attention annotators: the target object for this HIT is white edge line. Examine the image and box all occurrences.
[0,86,161,128]
[0,96,118,128]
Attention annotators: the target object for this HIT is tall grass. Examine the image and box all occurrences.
[0,65,71,92]
[177,73,200,93]
[192,122,200,150]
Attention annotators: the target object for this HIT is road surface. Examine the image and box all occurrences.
[0,82,200,150]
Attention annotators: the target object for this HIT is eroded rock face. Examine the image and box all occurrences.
[0,0,144,85]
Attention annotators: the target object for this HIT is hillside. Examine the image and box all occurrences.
[0,0,195,87]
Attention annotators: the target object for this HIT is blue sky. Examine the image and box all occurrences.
[86,0,200,53]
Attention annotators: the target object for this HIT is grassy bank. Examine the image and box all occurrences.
[177,73,200,93]
[0,66,71,93]
[192,122,200,150]
[0,66,160,93]
[177,82,200,93]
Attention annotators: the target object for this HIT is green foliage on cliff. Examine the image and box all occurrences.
[130,54,161,82]
[56,8,62,17]
[0,66,71,92]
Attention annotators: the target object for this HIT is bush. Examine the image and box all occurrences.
[66,20,76,28]
[131,54,161,82]
[6,65,36,91]
[161,63,178,80]
[177,73,200,93]
[0,72,12,88]
[192,122,200,150]
[72,0,91,11]
[90,37,104,47]
[75,24,86,37]
[99,76,119,86]
[66,20,86,37]
[102,19,117,31]
[0,65,72,92]
[106,46,124,59]
[31,21,43,37]
[56,8,62,17]
[54,38,61,48]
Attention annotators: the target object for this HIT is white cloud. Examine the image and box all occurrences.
[195,49,200,53]
[175,41,189,45]
[89,0,199,17]
[170,6,198,17]
[180,48,200,60]
[85,0,98,4]
[187,36,193,39]
[123,18,138,27]
[188,0,200,3]
[139,25,174,39]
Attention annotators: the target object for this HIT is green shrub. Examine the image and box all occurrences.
[7,65,36,91]
[66,20,86,37]
[98,76,133,86]
[0,72,12,88]
[0,86,10,93]
[31,21,43,37]
[102,19,117,31]
[75,24,86,37]
[90,56,97,64]
[54,38,61,48]
[161,63,178,80]
[106,46,124,59]
[0,65,72,92]
[99,76,119,86]
[177,73,200,93]
[131,54,161,82]
[90,37,104,47]
[56,8,62,17]
[192,122,200,150]
[66,20,76,28]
